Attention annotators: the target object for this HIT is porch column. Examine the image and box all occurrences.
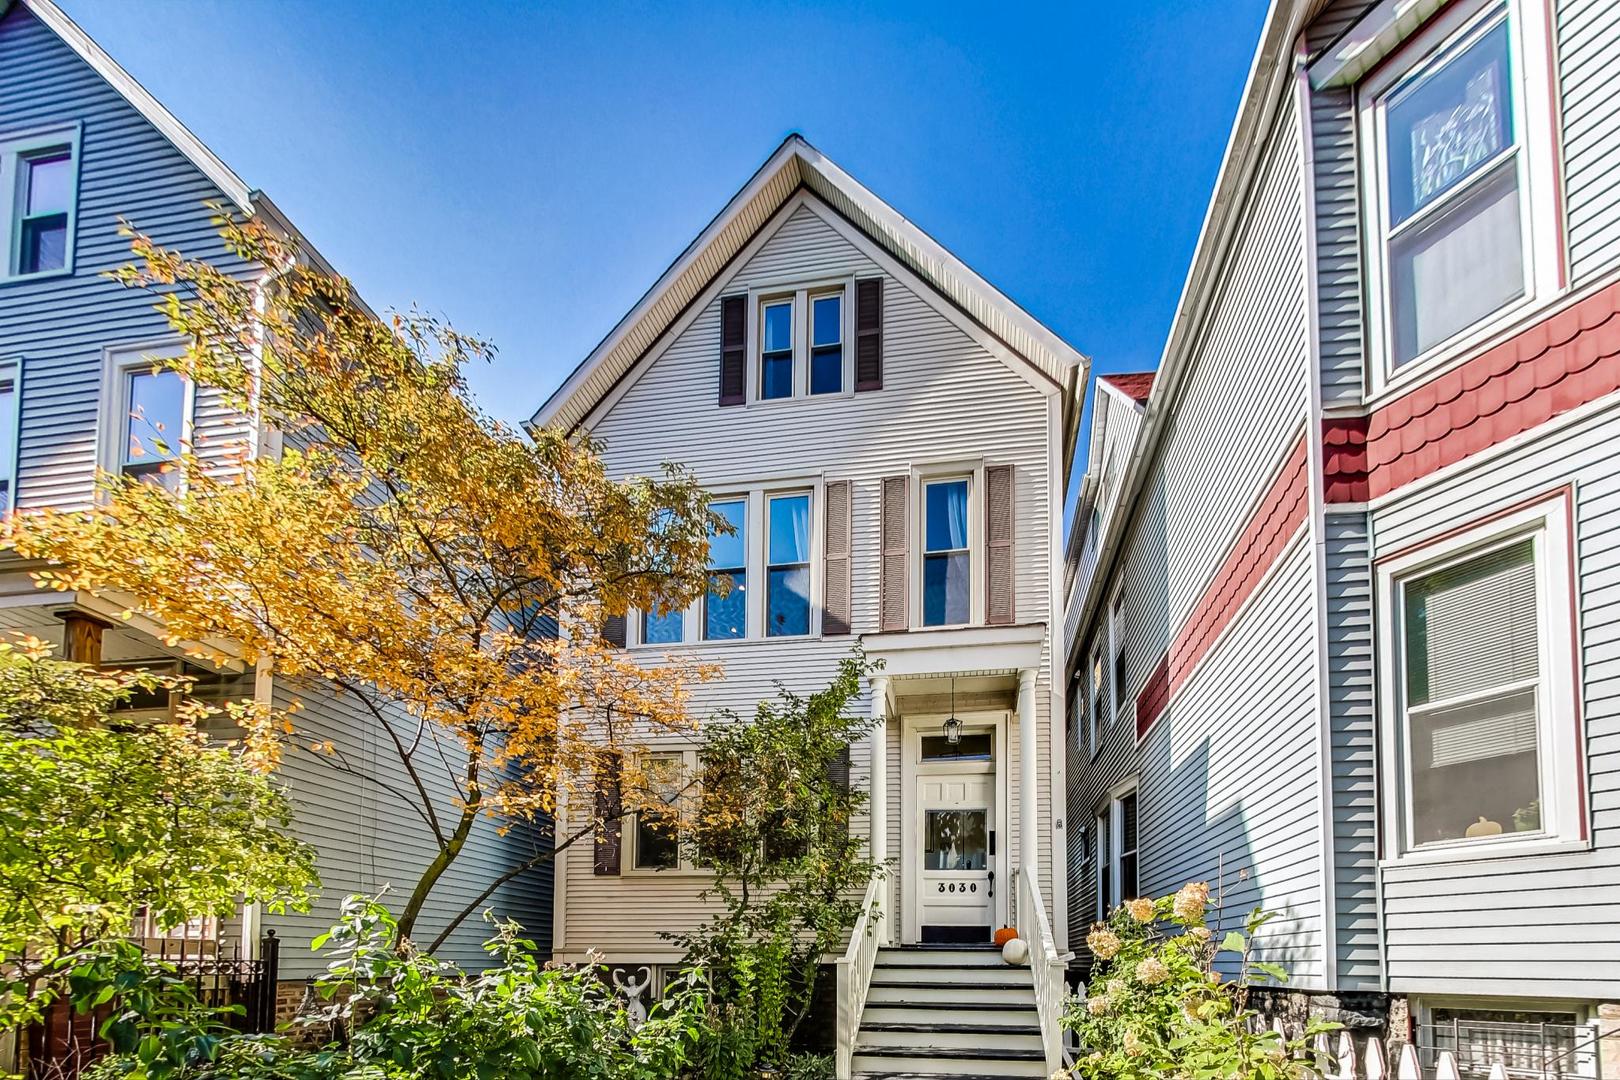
[1017,667,1038,881]
[869,675,890,944]
[869,675,889,866]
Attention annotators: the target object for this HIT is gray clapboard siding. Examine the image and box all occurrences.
[1306,0,1367,409]
[263,680,553,978]
[1559,0,1620,283]
[570,195,1059,960]
[1370,395,1620,998]
[1064,100,1318,974]
[1323,510,1381,990]
[1138,539,1324,983]
[0,4,256,510]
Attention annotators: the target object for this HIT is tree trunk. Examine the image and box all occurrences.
[395,782,479,947]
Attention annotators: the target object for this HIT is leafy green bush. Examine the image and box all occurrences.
[85,897,712,1080]
[1062,882,1336,1080]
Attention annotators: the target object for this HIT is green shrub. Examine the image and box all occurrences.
[1062,882,1336,1080]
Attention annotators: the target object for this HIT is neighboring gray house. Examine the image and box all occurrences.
[0,0,551,1006]
[1065,0,1620,1074]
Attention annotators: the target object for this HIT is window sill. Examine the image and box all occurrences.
[1380,834,1591,870]
[620,866,712,879]
[1364,286,1561,410]
[0,265,73,287]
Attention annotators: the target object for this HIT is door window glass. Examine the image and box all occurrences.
[924,809,987,871]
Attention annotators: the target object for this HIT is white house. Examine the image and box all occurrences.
[530,134,1087,1078]
[1064,0,1620,1075]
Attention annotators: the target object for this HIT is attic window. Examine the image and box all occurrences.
[1,124,81,281]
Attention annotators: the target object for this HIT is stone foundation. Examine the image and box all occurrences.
[1247,988,1410,1056]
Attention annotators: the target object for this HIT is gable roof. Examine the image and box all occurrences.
[1098,370,1156,406]
[528,135,1089,458]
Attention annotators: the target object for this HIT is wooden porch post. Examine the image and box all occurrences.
[59,610,112,665]
[869,674,889,944]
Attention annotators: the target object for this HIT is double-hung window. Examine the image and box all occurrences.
[122,367,188,491]
[751,283,850,401]
[704,498,748,641]
[760,300,794,401]
[1359,2,1556,383]
[766,493,811,637]
[0,360,19,512]
[1096,787,1139,914]
[631,751,691,871]
[922,478,970,626]
[1379,495,1579,856]
[2,125,80,280]
[1089,646,1104,756]
[1110,592,1128,722]
[809,292,843,395]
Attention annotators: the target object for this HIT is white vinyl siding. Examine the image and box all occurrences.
[1557,0,1620,283]
[572,196,1058,961]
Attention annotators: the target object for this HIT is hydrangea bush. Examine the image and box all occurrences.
[1062,882,1337,1079]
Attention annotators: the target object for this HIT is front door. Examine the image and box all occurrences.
[916,729,996,944]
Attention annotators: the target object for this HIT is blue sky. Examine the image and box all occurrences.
[61,0,1267,509]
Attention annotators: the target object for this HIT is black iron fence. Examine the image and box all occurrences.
[21,930,281,1080]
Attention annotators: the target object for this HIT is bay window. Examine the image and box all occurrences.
[1380,495,1580,856]
[1359,1,1558,384]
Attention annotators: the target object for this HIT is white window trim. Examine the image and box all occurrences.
[630,478,824,647]
[623,747,703,875]
[1375,493,1582,864]
[911,461,984,630]
[1110,587,1128,724]
[0,122,83,283]
[1356,0,1561,398]
[1088,642,1104,759]
[0,356,21,513]
[744,275,856,405]
[97,340,195,494]
[1096,780,1139,915]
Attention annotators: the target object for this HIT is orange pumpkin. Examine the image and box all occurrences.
[993,927,1018,947]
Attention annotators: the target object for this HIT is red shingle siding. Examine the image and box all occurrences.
[1324,282,1620,503]
[1137,434,1311,740]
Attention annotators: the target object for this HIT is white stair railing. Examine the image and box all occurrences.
[1017,864,1067,1073]
[834,870,886,1080]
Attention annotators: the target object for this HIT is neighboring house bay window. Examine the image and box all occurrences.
[1096,786,1138,916]
[1,124,80,280]
[704,498,748,640]
[922,478,970,626]
[1379,495,1580,856]
[1358,1,1558,384]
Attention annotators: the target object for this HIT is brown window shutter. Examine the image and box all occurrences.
[822,480,853,635]
[600,613,627,649]
[593,752,623,875]
[855,278,883,391]
[986,464,1015,626]
[825,745,852,796]
[719,295,746,406]
[880,475,908,631]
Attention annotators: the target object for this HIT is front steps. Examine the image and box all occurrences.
[852,946,1047,1079]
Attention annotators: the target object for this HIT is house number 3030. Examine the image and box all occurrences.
[937,883,978,893]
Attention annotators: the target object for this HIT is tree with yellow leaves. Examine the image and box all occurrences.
[4,215,720,947]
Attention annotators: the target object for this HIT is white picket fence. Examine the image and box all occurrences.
[1311,1030,1509,1079]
